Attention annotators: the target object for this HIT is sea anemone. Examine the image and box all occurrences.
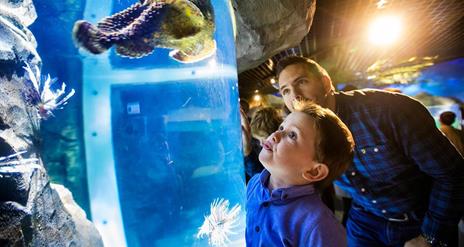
[197,198,241,247]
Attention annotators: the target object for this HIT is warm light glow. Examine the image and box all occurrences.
[270,78,276,84]
[253,94,262,102]
[368,15,402,45]
[254,89,259,93]
[376,0,388,9]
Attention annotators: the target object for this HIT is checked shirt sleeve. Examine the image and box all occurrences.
[389,94,464,244]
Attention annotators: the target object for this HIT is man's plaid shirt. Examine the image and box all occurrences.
[334,89,464,242]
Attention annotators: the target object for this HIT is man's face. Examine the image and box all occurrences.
[278,63,329,112]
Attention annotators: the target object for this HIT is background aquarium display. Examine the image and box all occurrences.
[31,0,246,246]
[337,58,464,129]
[379,58,464,129]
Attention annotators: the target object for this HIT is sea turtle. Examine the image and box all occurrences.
[72,0,216,63]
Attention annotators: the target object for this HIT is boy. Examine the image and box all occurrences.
[246,102,354,246]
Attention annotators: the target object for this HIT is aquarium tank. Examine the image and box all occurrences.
[30,0,246,246]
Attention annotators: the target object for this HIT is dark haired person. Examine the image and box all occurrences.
[276,56,464,247]
[439,111,464,156]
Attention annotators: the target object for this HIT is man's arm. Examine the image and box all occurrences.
[390,94,464,245]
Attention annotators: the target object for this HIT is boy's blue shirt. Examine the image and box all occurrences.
[246,170,346,247]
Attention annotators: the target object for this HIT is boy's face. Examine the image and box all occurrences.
[259,112,318,185]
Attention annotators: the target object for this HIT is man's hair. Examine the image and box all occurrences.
[440,111,456,126]
[250,107,282,139]
[275,56,334,92]
[294,102,355,190]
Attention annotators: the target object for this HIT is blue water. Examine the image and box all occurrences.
[30,0,246,246]
[111,79,245,246]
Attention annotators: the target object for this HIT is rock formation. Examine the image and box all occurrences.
[233,0,316,72]
[0,0,102,246]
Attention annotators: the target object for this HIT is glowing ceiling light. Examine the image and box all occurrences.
[368,15,402,45]
[376,0,388,9]
[253,94,262,102]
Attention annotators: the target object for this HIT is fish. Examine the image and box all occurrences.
[22,63,75,120]
[197,198,241,246]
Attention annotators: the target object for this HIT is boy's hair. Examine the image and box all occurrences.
[250,107,282,139]
[439,111,456,126]
[294,102,355,190]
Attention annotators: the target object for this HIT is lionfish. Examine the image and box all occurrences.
[197,198,241,246]
[72,0,216,63]
[22,63,75,120]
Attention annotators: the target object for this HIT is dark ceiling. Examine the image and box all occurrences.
[238,0,464,98]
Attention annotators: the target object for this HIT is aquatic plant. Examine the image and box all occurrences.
[22,63,75,120]
[197,198,241,247]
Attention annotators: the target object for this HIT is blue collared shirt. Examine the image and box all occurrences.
[334,89,464,242]
[246,170,347,247]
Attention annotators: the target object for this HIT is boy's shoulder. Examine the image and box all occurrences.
[295,195,335,219]
[285,196,346,246]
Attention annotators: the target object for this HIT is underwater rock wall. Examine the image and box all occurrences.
[234,0,316,72]
[0,0,102,246]
[31,0,91,218]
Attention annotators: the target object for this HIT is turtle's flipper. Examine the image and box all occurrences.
[112,2,166,58]
[125,2,167,38]
[116,39,155,58]
[73,1,165,56]
[73,21,115,54]
[97,2,147,33]
[169,39,216,63]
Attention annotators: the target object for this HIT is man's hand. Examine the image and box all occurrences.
[404,235,431,247]
[240,108,252,156]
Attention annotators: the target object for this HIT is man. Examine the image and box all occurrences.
[276,56,464,247]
